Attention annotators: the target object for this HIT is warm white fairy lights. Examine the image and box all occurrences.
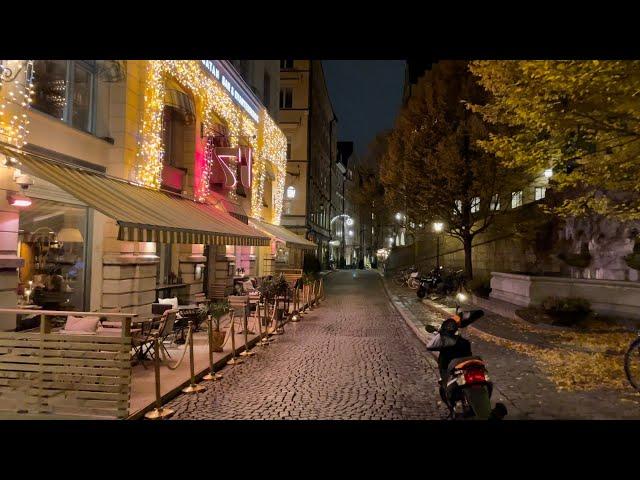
[134,60,286,221]
[0,60,34,152]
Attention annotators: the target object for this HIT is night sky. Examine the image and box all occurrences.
[322,60,406,159]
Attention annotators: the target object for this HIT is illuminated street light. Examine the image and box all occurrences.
[544,168,553,179]
[395,212,403,221]
[433,222,444,233]
[348,230,354,237]
[346,218,354,226]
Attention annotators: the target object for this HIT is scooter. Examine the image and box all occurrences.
[424,306,507,420]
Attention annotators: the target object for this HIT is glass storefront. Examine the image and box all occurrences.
[17,198,89,311]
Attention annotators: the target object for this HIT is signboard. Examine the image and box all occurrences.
[201,60,260,123]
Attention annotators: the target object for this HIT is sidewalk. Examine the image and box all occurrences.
[380,272,640,419]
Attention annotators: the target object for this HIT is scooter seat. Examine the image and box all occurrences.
[447,356,485,374]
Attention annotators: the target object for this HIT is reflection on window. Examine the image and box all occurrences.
[32,60,96,133]
[535,187,546,200]
[18,198,88,312]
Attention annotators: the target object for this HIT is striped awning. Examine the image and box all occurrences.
[249,218,317,250]
[8,148,270,246]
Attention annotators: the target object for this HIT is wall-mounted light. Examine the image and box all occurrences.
[346,218,354,226]
[7,192,31,207]
[286,185,296,199]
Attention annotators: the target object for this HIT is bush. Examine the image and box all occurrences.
[541,296,592,326]
[467,275,492,298]
[541,296,591,313]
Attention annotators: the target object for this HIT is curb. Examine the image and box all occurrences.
[377,272,436,355]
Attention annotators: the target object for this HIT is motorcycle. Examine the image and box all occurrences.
[424,306,507,420]
[417,267,464,299]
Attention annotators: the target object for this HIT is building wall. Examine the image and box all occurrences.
[0,60,286,329]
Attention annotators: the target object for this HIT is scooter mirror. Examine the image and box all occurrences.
[424,324,438,333]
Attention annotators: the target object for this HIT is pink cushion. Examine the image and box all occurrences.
[64,315,100,333]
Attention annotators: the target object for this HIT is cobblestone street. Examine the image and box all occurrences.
[168,270,448,420]
[386,280,640,419]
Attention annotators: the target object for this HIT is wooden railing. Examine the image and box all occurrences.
[0,309,137,419]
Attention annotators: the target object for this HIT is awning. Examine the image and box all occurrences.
[6,148,270,246]
[207,190,248,224]
[249,218,317,250]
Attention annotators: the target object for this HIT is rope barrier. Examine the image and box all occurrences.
[159,324,192,371]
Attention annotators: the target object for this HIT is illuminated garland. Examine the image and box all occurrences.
[135,60,287,224]
[0,60,34,151]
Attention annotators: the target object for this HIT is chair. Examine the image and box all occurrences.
[131,309,178,367]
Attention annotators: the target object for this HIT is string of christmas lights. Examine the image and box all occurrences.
[135,60,287,223]
[0,60,34,152]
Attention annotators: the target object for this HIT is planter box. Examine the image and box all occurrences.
[490,271,640,319]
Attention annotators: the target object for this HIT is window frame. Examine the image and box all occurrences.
[535,186,546,201]
[471,196,480,213]
[279,87,293,109]
[511,190,523,209]
[32,60,97,134]
[490,193,501,211]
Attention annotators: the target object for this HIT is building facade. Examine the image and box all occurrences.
[278,60,338,269]
[0,59,303,331]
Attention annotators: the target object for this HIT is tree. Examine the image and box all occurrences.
[380,61,528,279]
[469,60,640,221]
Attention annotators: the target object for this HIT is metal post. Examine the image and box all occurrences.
[240,303,255,357]
[145,335,175,419]
[181,321,205,394]
[436,235,440,270]
[203,316,222,381]
[227,311,244,365]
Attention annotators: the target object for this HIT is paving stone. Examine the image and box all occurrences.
[167,270,445,420]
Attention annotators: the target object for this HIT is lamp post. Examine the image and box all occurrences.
[433,222,444,270]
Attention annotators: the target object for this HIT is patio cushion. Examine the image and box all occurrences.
[159,297,179,310]
[64,315,100,333]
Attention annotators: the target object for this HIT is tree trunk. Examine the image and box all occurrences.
[463,235,473,280]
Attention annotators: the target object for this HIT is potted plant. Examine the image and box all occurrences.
[201,299,229,352]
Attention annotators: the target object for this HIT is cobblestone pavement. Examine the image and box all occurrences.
[386,278,640,419]
[167,270,448,420]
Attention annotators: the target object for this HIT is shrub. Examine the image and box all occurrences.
[467,275,492,298]
[541,296,591,326]
[541,296,591,314]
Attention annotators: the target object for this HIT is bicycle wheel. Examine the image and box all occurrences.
[624,337,640,392]
[393,275,406,286]
[408,277,420,289]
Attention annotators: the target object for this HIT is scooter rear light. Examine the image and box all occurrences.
[463,368,486,384]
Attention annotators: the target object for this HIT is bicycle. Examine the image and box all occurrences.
[393,266,416,287]
[624,333,640,392]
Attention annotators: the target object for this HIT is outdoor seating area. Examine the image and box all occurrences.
[0,272,327,419]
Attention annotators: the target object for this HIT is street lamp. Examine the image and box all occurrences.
[433,222,444,270]
[395,212,403,221]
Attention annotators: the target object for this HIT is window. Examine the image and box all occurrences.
[454,200,462,215]
[280,59,294,69]
[535,186,546,200]
[32,60,96,133]
[511,191,523,209]
[18,198,89,312]
[286,186,296,199]
[490,194,500,211]
[471,196,480,213]
[279,87,293,108]
[263,72,271,108]
[286,136,292,160]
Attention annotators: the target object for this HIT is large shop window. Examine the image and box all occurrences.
[31,60,96,133]
[17,198,89,311]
